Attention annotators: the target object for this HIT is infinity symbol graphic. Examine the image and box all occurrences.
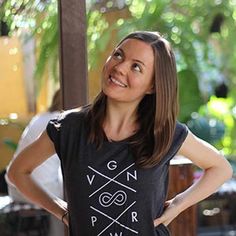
[99,190,127,207]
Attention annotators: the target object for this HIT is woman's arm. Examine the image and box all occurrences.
[154,130,233,226]
[7,130,68,225]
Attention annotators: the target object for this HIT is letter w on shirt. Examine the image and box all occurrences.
[110,233,122,236]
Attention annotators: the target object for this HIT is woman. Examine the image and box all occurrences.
[7,31,232,236]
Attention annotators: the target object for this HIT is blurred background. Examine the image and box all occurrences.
[0,0,236,235]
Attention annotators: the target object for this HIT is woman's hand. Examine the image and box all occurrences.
[7,131,70,223]
[154,198,182,227]
[54,197,69,227]
[61,210,69,227]
[154,130,233,228]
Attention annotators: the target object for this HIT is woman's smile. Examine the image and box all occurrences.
[108,75,128,88]
[102,38,154,103]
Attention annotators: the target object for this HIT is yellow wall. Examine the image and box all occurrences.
[0,8,130,172]
[0,36,29,171]
[0,36,28,118]
[0,36,53,171]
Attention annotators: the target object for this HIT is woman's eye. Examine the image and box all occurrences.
[113,52,122,60]
[132,63,141,72]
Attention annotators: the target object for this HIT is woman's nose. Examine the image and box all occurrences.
[113,61,128,75]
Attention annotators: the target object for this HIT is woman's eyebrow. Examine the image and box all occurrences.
[133,59,145,67]
[119,48,146,67]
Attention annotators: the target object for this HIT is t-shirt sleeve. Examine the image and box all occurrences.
[163,121,189,163]
[46,114,64,157]
[174,121,188,148]
[46,107,86,161]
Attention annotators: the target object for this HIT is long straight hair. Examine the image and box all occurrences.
[86,31,178,168]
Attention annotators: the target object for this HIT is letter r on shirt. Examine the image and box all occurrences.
[131,211,138,222]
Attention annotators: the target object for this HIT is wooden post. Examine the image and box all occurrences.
[168,157,197,236]
[58,0,88,110]
[58,1,87,235]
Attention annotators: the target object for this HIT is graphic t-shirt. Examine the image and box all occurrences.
[46,108,188,236]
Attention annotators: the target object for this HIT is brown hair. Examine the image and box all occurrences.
[86,31,178,168]
[48,89,62,112]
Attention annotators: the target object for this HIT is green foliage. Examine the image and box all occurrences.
[178,69,203,122]
[2,1,236,97]
[87,9,111,69]
[187,113,225,144]
[115,0,236,121]
[114,0,236,157]
[0,0,59,90]
[198,96,236,157]
[3,138,18,151]
[1,0,236,155]
[33,13,59,88]
[0,0,110,89]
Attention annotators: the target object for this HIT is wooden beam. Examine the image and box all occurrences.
[58,0,88,110]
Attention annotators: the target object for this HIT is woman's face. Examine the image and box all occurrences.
[102,38,154,105]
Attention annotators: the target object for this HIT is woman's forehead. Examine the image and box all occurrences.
[116,39,154,61]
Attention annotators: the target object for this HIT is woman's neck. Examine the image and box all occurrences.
[103,99,139,141]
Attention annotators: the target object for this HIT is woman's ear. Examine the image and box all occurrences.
[146,84,155,94]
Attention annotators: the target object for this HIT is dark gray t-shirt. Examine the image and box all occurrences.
[46,108,188,236]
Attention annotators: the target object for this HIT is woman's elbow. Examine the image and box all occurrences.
[222,158,233,180]
[226,163,233,180]
[7,163,17,185]
[7,160,28,186]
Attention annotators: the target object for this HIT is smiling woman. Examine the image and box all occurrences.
[7,31,232,236]
[102,38,154,104]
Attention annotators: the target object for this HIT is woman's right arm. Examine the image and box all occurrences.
[7,130,68,225]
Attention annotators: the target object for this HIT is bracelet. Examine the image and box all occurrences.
[61,210,68,224]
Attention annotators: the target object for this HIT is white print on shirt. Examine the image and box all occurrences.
[87,175,95,185]
[107,160,117,170]
[87,161,139,235]
[110,233,123,236]
[99,190,127,207]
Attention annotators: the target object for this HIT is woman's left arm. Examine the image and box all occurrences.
[154,130,233,227]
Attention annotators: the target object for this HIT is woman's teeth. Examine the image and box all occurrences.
[109,76,127,88]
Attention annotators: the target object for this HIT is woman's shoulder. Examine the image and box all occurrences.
[172,121,189,145]
[48,105,90,130]
[58,105,90,122]
[175,121,188,134]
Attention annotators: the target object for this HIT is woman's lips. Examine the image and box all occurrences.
[109,75,127,88]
